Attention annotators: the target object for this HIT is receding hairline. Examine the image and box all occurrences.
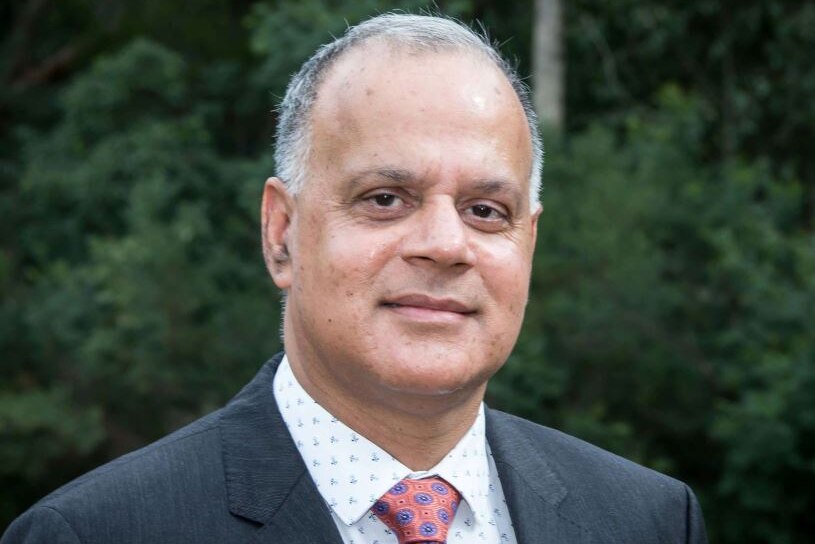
[310,39,527,123]
[274,13,543,205]
[316,35,504,88]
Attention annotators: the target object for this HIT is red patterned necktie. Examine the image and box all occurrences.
[371,477,462,543]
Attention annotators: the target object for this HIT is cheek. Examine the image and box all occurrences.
[474,239,534,308]
[304,224,398,298]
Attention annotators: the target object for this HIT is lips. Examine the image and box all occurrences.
[380,294,476,315]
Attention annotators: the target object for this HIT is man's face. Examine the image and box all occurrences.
[265,45,539,411]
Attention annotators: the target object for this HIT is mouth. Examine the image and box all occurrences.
[380,294,477,322]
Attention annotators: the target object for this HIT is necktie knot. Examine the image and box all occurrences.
[371,477,461,543]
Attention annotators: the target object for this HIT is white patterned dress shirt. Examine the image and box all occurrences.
[273,356,518,544]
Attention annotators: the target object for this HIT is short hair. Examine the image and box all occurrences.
[274,13,543,206]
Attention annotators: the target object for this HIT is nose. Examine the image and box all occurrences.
[400,198,477,268]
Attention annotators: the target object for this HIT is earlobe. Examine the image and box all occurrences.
[261,177,295,289]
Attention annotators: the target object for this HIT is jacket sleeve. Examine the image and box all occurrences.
[1,506,82,544]
[684,485,708,544]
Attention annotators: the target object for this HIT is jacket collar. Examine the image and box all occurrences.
[219,353,342,543]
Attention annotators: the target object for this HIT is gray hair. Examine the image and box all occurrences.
[274,13,543,206]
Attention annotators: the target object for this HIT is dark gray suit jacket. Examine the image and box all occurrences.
[3,354,706,543]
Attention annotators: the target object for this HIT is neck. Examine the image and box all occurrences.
[286,353,484,471]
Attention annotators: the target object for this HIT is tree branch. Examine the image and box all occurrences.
[2,0,52,83]
[10,43,81,91]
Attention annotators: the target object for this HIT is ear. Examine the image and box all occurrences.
[530,203,542,248]
[261,177,295,289]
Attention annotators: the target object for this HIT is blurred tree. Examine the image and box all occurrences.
[0,38,281,523]
[563,0,815,226]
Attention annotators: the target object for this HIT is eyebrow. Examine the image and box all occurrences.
[376,168,415,183]
[471,179,516,195]
[470,179,525,209]
[347,168,524,207]
[347,167,416,190]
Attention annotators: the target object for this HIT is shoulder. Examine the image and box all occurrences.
[43,409,223,508]
[486,408,707,543]
[3,357,290,544]
[488,408,683,491]
[1,506,81,544]
[3,411,233,544]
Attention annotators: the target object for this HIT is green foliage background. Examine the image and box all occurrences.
[1,1,813,541]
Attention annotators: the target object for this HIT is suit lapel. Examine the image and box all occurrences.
[220,353,343,544]
[252,472,342,544]
[486,409,595,543]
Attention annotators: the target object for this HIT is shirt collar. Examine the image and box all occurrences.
[273,355,493,527]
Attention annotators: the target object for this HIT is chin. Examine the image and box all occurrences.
[368,347,500,398]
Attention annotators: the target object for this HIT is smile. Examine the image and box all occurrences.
[380,295,476,323]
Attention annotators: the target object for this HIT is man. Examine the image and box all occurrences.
[3,13,707,544]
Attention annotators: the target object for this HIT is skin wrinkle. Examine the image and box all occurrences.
[262,42,539,470]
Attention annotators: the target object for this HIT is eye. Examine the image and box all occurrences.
[358,189,412,219]
[466,203,507,221]
[471,204,498,218]
[372,193,398,207]
[462,201,511,231]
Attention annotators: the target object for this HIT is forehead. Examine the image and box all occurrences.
[306,42,533,189]
[312,42,523,128]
